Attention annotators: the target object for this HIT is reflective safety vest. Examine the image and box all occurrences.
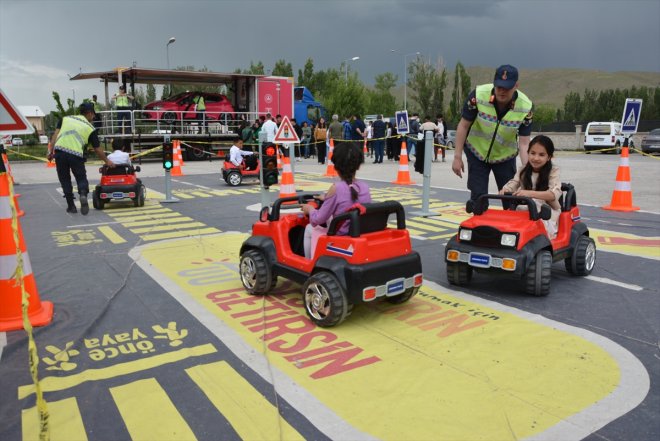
[115,94,130,107]
[54,115,95,157]
[466,84,532,163]
[193,95,206,111]
[92,100,102,112]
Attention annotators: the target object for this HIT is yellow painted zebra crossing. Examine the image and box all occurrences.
[105,203,220,241]
[21,358,304,441]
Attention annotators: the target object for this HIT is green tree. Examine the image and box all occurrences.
[532,105,557,130]
[146,84,156,103]
[407,57,447,117]
[272,59,293,77]
[318,70,367,119]
[447,62,471,122]
[366,72,398,115]
[297,58,315,90]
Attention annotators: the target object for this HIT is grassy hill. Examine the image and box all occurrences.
[391,67,660,110]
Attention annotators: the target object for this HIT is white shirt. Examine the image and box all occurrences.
[107,150,130,165]
[229,144,254,166]
[262,119,277,142]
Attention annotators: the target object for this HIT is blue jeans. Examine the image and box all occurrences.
[465,147,517,205]
[54,150,89,197]
[408,138,416,156]
[373,139,385,162]
[117,107,131,134]
[303,138,310,157]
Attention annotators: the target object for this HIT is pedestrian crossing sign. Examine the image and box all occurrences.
[621,98,642,134]
[395,110,409,135]
[274,115,300,143]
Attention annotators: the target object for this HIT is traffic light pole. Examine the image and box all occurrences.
[411,131,439,218]
[162,136,179,203]
[258,131,271,209]
[162,169,179,203]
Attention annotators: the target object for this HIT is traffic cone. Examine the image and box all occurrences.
[602,146,639,212]
[175,140,185,166]
[276,145,283,170]
[392,140,415,185]
[278,155,297,200]
[363,138,368,154]
[0,161,53,332]
[46,142,55,168]
[324,138,338,177]
[170,140,184,177]
[0,146,24,217]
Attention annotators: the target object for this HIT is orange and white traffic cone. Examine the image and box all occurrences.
[392,140,415,185]
[278,155,297,201]
[602,146,639,212]
[276,145,283,170]
[324,138,338,177]
[46,142,55,168]
[170,140,184,177]
[0,160,53,331]
[363,138,368,155]
[175,140,185,166]
[1,146,24,217]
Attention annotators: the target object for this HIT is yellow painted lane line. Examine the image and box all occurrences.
[406,219,449,233]
[140,227,221,242]
[130,222,209,234]
[22,397,87,441]
[110,212,184,223]
[109,208,174,218]
[190,191,213,198]
[18,344,217,399]
[121,216,198,228]
[111,378,197,441]
[427,232,457,240]
[186,361,304,441]
[97,225,127,244]
[171,192,195,199]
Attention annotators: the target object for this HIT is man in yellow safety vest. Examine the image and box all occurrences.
[452,64,533,205]
[48,103,115,214]
[111,85,134,134]
[193,93,206,133]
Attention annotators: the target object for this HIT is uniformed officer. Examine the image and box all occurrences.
[452,64,533,204]
[91,94,103,130]
[111,85,134,134]
[193,93,206,133]
[48,103,115,214]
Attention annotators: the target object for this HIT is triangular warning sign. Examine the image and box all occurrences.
[623,108,636,128]
[0,88,34,135]
[398,117,408,131]
[273,115,300,143]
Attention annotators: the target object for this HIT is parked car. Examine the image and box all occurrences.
[641,128,660,154]
[143,91,235,123]
[11,137,23,146]
[39,135,49,145]
[584,122,632,154]
[445,130,456,148]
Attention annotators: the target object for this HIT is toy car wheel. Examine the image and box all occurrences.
[386,287,419,304]
[239,250,272,295]
[303,272,348,327]
[92,188,104,210]
[525,250,552,296]
[134,185,146,207]
[226,171,242,186]
[565,235,596,276]
[446,262,472,286]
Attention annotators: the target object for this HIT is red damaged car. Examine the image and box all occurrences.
[143,91,234,123]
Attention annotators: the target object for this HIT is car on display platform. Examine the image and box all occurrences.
[92,164,146,209]
[143,91,235,123]
[641,128,660,154]
[444,183,596,297]
[239,195,423,327]
[222,144,278,187]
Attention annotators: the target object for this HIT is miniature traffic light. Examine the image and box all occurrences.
[261,144,278,188]
[162,142,174,170]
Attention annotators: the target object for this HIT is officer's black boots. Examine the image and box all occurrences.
[65,195,77,214]
[79,192,89,216]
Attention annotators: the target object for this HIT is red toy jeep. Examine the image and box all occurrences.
[444,183,596,296]
[92,165,145,209]
[239,195,423,327]
[222,144,278,187]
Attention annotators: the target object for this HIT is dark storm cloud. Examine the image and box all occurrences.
[1,0,658,112]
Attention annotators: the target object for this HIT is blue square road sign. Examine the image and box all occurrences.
[621,98,643,134]
[395,110,409,135]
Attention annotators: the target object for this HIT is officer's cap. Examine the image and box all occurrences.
[494,65,518,89]
[79,102,96,115]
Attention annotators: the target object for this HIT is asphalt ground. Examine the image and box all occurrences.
[1,150,659,441]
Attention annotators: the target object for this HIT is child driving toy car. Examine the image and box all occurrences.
[229,138,255,169]
[499,135,562,238]
[301,141,371,258]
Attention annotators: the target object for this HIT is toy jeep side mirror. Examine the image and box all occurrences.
[259,206,270,222]
[540,204,552,221]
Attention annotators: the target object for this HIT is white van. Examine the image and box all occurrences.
[584,122,629,154]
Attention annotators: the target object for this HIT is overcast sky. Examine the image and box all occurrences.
[1,0,659,113]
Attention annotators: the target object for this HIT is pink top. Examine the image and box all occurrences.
[309,179,371,235]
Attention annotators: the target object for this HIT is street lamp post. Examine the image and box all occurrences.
[166,37,176,95]
[343,56,360,82]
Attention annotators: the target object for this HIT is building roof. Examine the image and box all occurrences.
[70,67,264,86]
[17,106,46,118]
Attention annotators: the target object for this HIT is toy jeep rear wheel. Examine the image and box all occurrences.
[133,185,145,207]
[240,250,272,295]
[565,235,596,276]
[386,287,419,304]
[227,171,242,186]
[303,272,348,327]
[92,188,104,210]
[525,250,552,296]
[447,262,472,286]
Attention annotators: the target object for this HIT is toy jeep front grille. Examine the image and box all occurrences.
[470,226,502,248]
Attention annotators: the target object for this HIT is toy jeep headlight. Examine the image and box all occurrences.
[459,228,472,241]
[500,233,518,247]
